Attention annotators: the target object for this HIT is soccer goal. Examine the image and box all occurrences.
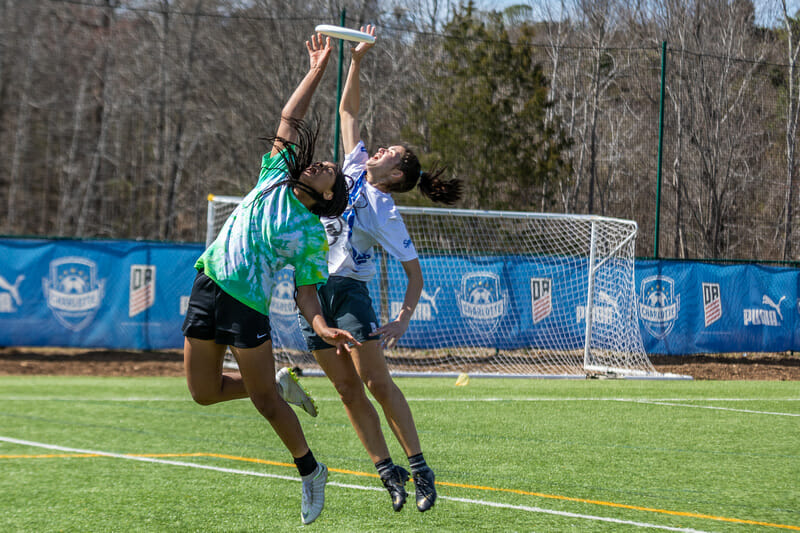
[207,194,676,378]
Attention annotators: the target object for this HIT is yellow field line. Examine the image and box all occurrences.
[434,480,800,531]
[3,451,797,530]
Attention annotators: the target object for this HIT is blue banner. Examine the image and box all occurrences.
[635,260,800,354]
[1,238,798,354]
[0,238,202,350]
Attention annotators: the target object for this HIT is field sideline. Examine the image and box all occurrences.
[1,376,798,532]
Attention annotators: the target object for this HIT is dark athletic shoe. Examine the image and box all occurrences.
[381,465,410,511]
[413,466,437,512]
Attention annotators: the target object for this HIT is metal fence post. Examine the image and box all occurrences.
[654,41,667,259]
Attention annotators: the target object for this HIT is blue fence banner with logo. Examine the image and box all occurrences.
[0,238,203,350]
[635,260,800,354]
[1,238,798,354]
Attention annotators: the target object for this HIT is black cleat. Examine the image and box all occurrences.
[381,465,410,511]
[413,466,437,512]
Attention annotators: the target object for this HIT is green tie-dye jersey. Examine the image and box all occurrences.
[195,150,329,315]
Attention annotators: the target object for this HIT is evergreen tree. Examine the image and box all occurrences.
[402,1,572,210]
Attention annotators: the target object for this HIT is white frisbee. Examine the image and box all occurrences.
[315,24,376,43]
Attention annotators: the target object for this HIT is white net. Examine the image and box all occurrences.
[207,195,665,377]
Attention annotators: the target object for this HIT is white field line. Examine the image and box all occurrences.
[1,396,799,402]
[2,395,799,417]
[616,399,800,417]
[0,435,710,533]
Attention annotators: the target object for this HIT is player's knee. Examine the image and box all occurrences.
[364,377,394,405]
[249,391,281,420]
[188,388,217,406]
[334,378,369,406]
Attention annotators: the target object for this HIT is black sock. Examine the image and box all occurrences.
[408,453,428,473]
[294,450,318,477]
[375,457,395,479]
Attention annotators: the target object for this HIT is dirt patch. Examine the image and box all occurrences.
[0,347,186,377]
[648,353,800,381]
[0,347,798,380]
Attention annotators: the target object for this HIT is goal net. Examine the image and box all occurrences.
[207,195,669,378]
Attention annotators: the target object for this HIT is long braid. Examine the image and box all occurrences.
[256,118,349,217]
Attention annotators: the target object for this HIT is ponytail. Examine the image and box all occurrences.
[392,145,462,205]
[417,167,462,205]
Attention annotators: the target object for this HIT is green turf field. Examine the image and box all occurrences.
[1,375,798,532]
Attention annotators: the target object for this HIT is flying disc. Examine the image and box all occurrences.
[315,24,376,43]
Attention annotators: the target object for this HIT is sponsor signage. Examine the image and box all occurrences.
[0,240,797,354]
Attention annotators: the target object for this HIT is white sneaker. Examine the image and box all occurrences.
[301,462,328,524]
[276,367,318,417]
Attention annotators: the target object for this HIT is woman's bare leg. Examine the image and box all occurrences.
[184,337,248,405]
[314,346,391,463]
[352,340,421,457]
[232,342,310,457]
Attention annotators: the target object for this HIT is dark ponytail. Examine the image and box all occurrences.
[392,146,462,205]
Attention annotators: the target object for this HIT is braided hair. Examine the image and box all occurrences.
[390,146,462,205]
[258,118,348,217]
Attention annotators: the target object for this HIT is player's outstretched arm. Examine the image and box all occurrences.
[371,258,422,349]
[339,25,376,155]
[271,34,333,157]
[295,284,361,356]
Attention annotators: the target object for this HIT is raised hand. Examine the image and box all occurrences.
[350,25,376,61]
[306,33,333,71]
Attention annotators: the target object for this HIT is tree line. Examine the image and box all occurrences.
[0,0,797,262]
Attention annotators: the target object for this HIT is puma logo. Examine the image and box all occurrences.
[420,287,441,313]
[0,274,24,306]
[597,290,619,312]
[762,295,786,321]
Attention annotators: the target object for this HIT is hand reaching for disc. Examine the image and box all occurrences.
[306,33,333,71]
[351,25,376,59]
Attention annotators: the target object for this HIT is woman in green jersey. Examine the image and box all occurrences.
[181,34,359,526]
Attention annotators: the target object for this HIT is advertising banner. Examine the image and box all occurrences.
[1,238,797,354]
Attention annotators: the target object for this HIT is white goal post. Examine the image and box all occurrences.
[206,194,680,378]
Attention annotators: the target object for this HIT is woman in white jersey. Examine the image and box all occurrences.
[299,26,462,514]
[181,34,359,525]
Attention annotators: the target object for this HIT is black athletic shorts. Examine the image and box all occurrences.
[181,270,271,349]
[299,276,381,351]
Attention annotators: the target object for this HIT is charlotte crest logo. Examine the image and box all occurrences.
[639,275,680,339]
[456,271,507,336]
[270,268,298,318]
[702,282,722,327]
[42,257,106,332]
[530,278,552,324]
[129,265,156,317]
[391,287,440,322]
[0,273,24,313]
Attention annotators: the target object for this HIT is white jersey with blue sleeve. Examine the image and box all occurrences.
[323,141,417,282]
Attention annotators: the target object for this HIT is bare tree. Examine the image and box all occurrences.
[5,6,42,233]
[780,0,799,260]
